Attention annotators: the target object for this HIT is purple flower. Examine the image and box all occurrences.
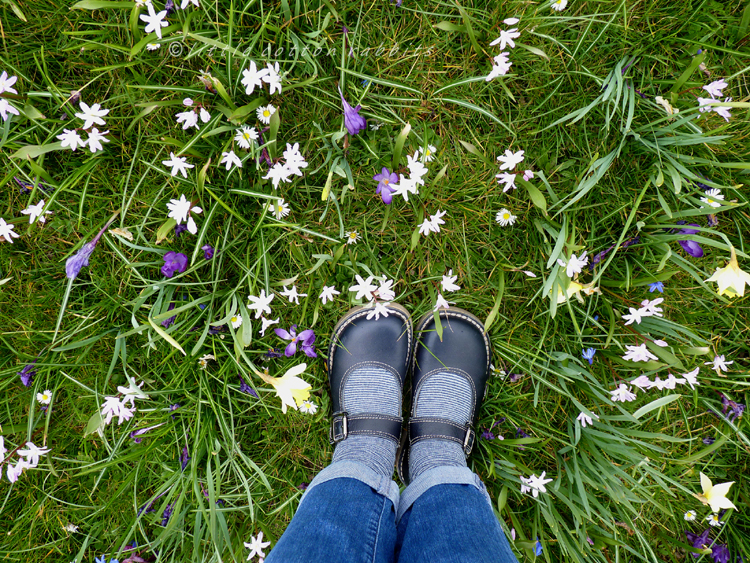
[298,482,309,491]
[169,403,180,419]
[174,223,188,237]
[720,393,745,423]
[515,427,530,439]
[66,215,118,279]
[703,436,715,445]
[161,251,188,278]
[161,503,173,526]
[161,302,176,328]
[265,347,284,359]
[130,423,166,443]
[649,281,664,293]
[686,529,711,558]
[202,244,214,259]
[582,348,596,365]
[164,0,175,14]
[374,167,398,204]
[534,538,543,556]
[481,429,495,440]
[508,373,523,383]
[18,359,38,387]
[712,544,730,563]
[180,446,190,471]
[239,375,259,398]
[677,223,703,258]
[274,325,317,358]
[338,87,366,135]
[707,214,719,228]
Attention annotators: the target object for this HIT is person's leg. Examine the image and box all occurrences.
[266,304,413,563]
[394,309,518,563]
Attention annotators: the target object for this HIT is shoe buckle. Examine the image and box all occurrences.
[463,424,475,455]
[329,411,349,444]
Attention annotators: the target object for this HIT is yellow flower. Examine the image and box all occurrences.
[695,472,737,513]
[706,246,750,298]
[259,363,312,413]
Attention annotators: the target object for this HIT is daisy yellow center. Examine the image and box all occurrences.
[42,394,50,400]
[232,316,238,322]
[425,149,432,156]
[349,233,357,239]
[276,205,284,212]
[502,213,510,220]
[263,110,270,117]
[242,132,251,140]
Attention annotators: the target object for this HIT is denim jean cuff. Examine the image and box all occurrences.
[396,466,491,522]
[299,461,401,512]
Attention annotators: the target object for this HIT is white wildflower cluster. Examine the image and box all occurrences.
[175,97,211,130]
[611,366,702,404]
[391,150,430,203]
[166,193,202,234]
[621,297,664,325]
[519,471,553,498]
[100,377,149,427]
[486,18,520,81]
[697,79,732,122]
[550,249,599,305]
[419,209,447,237]
[0,70,20,122]
[263,142,309,189]
[56,101,111,154]
[434,269,461,312]
[2,437,51,483]
[551,0,568,11]
[346,274,397,320]
[241,60,283,96]
[494,148,533,228]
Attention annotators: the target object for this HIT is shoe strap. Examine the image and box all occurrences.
[329,412,403,445]
[408,417,476,455]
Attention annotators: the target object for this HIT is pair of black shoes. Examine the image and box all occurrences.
[327,303,492,484]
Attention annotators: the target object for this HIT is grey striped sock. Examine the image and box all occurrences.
[331,365,401,478]
[409,371,472,480]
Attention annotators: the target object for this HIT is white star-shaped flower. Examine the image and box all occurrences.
[622,307,644,325]
[220,150,243,170]
[244,531,271,561]
[163,152,195,178]
[391,174,419,201]
[419,218,435,237]
[640,298,664,317]
[17,441,51,467]
[75,101,109,130]
[0,98,19,121]
[486,52,512,81]
[180,0,198,8]
[522,472,553,497]
[117,376,149,407]
[490,28,521,50]
[7,460,30,483]
[630,375,652,390]
[497,149,525,171]
[166,193,202,234]
[199,107,210,123]
[263,61,282,95]
[259,316,279,336]
[100,396,135,425]
[0,217,20,243]
[247,289,275,319]
[503,17,520,25]
[610,384,637,402]
[349,275,378,302]
[441,270,461,293]
[366,302,391,320]
[705,354,733,372]
[702,79,728,99]
[577,412,598,428]
[430,210,447,233]
[86,128,110,153]
[280,285,307,305]
[558,252,589,278]
[140,2,169,39]
[375,278,396,301]
[21,200,51,224]
[175,109,199,130]
[0,71,18,95]
[496,172,517,192]
[434,292,454,311]
[263,162,291,189]
[319,285,340,304]
[622,344,658,363]
[57,129,86,151]
[241,61,269,95]
[682,367,700,389]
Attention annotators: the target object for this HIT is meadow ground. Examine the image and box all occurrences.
[0,0,748,561]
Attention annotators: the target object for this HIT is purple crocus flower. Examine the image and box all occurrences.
[265,347,284,359]
[703,436,715,445]
[161,251,188,278]
[174,223,188,237]
[164,0,175,14]
[161,503,174,526]
[712,544,730,563]
[677,223,703,258]
[66,215,118,279]
[180,446,190,471]
[481,429,495,440]
[373,167,398,204]
[161,303,176,328]
[18,359,38,387]
[686,529,712,558]
[515,427,530,438]
[202,244,214,259]
[130,423,166,443]
[239,375,259,398]
[720,393,745,423]
[338,87,366,135]
[274,325,317,357]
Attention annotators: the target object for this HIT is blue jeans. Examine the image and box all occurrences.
[266,461,518,563]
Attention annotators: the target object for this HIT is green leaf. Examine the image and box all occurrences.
[519,178,547,216]
[516,42,549,60]
[434,21,467,32]
[632,394,681,420]
[484,270,505,331]
[440,98,512,134]
[229,99,266,121]
[1,0,27,20]
[10,142,65,159]
[156,218,177,245]
[147,317,186,355]
[392,122,411,170]
[70,0,134,8]
[84,410,103,437]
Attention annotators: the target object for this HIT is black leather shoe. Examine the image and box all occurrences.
[397,308,492,484]
[327,303,413,446]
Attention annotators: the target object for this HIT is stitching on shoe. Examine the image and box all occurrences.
[328,306,413,378]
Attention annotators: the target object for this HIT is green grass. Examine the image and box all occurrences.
[1,0,749,561]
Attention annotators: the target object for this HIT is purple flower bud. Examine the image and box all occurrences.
[161,302,177,328]
[66,216,117,279]
[164,0,175,14]
[338,87,367,135]
[161,503,174,526]
[161,251,188,278]
[677,223,703,257]
[174,223,188,237]
[180,446,190,471]
[238,375,259,397]
[18,360,38,387]
[202,244,214,260]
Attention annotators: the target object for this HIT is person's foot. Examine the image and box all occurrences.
[328,303,413,478]
[398,308,492,484]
